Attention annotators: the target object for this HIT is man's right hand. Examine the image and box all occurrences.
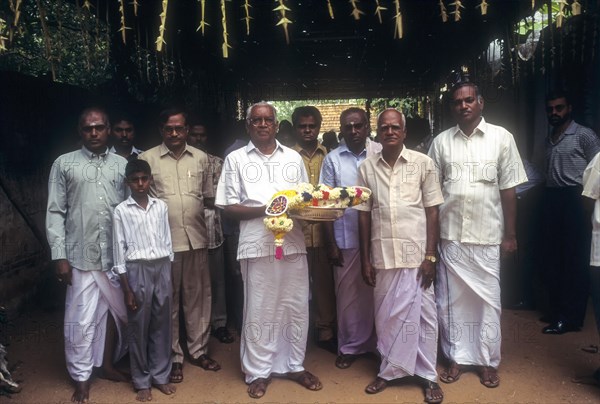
[362,261,376,287]
[55,259,72,285]
[327,244,344,267]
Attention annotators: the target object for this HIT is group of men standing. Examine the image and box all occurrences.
[45,78,600,403]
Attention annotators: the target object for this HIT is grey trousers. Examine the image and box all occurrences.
[126,258,172,389]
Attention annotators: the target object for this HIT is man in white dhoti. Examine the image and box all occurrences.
[428,81,527,388]
[215,102,322,399]
[46,107,129,403]
[356,109,444,403]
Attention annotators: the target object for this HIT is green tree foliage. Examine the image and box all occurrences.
[0,0,113,88]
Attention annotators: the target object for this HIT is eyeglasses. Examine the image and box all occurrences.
[297,124,318,130]
[249,117,276,127]
[378,124,403,132]
[81,125,107,134]
[162,125,187,134]
[546,104,567,113]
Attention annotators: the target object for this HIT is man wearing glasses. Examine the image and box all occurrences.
[541,91,600,335]
[216,102,321,399]
[139,108,219,384]
[46,107,129,404]
[320,108,380,370]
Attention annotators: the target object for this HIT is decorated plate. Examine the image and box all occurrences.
[265,195,289,216]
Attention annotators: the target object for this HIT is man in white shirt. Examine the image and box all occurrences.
[428,82,527,388]
[216,102,322,399]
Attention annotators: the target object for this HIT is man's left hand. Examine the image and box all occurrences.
[418,259,436,289]
[501,235,518,256]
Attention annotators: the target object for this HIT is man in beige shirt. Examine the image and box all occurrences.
[139,108,219,384]
[291,106,337,353]
[357,109,444,403]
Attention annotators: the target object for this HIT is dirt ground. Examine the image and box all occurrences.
[3,306,600,404]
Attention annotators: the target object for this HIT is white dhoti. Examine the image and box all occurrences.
[436,240,502,368]
[64,268,127,381]
[375,267,438,382]
[335,248,376,355]
[240,254,309,383]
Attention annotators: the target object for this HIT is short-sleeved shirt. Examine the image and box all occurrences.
[428,118,527,245]
[292,143,328,247]
[46,147,128,271]
[112,196,173,274]
[583,152,600,266]
[545,121,600,188]
[356,147,444,269]
[319,141,382,249]
[139,143,213,252]
[215,141,309,260]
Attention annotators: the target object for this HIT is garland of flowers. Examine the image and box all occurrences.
[264,183,370,259]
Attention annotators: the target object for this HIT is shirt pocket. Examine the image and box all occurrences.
[152,173,176,196]
[399,177,421,203]
[477,160,498,184]
[186,171,204,198]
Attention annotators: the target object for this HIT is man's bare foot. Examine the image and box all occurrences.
[154,383,177,395]
[135,388,152,402]
[99,366,129,382]
[71,380,90,403]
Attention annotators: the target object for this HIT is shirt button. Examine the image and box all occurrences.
[98,182,102,185]
[99,197,103,200]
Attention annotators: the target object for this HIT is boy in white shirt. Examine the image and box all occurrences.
[112,159,176,401]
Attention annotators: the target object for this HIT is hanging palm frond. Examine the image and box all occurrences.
[374,0,387,24]
[83,0,92,11]
[197,0,209,35]
[242,0,252,36]
[555,0,567,28]
[118,0,131,44]
[476,0,488,16]
[572,0,581,16]
[0,18,8,52]
[393,0,402,39]
[439,0,448,23]
[156,0,168,51]
[132,0,140,16]
[36,0,57,79]
[450,0,464,22]
[349,0,364,21]
[274,0,292,45]
[221,0,232,57]
[326,0,335,19]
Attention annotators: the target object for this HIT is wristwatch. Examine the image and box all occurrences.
[424,255,437,263]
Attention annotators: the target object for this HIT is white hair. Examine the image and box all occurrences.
[376,108,406,127]
[245,102,278,122]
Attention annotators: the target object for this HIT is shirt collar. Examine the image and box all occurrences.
[338,142,366,157]
[159,143,193,158]
[376,145,410,166]
[452,117,487,138]
[292,142,328,157]
[126,195,156,208]
[81,146,109,160]
[563,120,578,135]
[245,140,284,155]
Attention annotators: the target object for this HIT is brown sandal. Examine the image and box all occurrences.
[288,370,323,391]
[169,363,183,384]
[479,366,500,388]
[189,354,221,371]
[247,377,271,399]
[365,377,387,394]
[439,362,463,384]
